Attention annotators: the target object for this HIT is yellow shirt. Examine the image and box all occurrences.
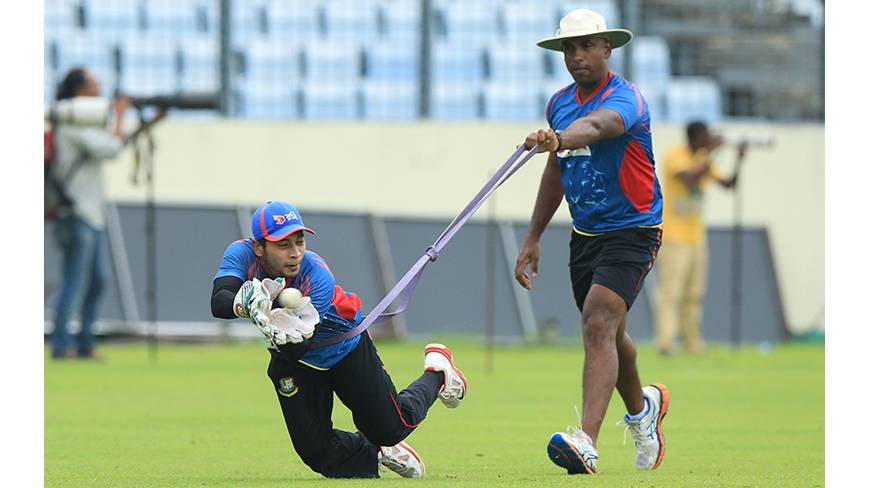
[661,145,723,245]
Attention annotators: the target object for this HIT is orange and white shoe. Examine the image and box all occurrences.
[424,343,467,408]
[623,383,670,470]
[548,426,598,474]
[379,441,425,478]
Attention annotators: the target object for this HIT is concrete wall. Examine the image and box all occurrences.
[102,120,824,333]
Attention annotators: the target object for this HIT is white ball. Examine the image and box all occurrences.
[278,287,304,309]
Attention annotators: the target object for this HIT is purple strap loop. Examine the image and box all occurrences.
[425,246,439,262]
[310,143,538,349]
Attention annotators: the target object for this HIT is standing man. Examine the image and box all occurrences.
[210,201,467,479]
[655,121,747,355]
[50,68,129,360]
[514,9,668,475]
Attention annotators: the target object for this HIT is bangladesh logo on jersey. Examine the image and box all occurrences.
[278,376,298,398]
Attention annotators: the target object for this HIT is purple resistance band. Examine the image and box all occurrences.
[311,143,539,349]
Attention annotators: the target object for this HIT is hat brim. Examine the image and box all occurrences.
[264,226,317,241]
[536,29,633,52]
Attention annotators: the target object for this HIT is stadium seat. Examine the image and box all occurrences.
[268,0,323,45]
[631,36,671,94]
[430,81,482,119]
[666,77,722,124]
[482,82,543,121]
[236,81,299,119]
[502,0,557,43]
[557,0,620,25]
[82,0,141,39]
[242,39,301,81]
[378,0,421,43]
[142,0,213,35]
[300,42,362,82]
[436,0,502,46]
[323,0,379,42]
[364,43,419,81]
[361,80,419,120]
[44,0,79,34]
[540,76,576,107]
[54,32,116,85]
[179,36,219,92]
[119,73,179,97]
[485,44,547,83]
[231,0,268,45]
[301,81,359,119]
[119,36,178,78]
[432,43,484,82]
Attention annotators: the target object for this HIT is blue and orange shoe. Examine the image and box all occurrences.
[547,426,598,474]
[623,383,670,470]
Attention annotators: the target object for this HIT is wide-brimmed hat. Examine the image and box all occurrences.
[536,9,633,52]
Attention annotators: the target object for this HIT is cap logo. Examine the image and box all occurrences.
[272,211,299,226]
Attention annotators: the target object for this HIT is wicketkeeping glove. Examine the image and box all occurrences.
[268,297,319,345]
[233,278,274,336]
[261,277,286,301]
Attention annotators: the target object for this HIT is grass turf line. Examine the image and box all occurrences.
[45,339,823,487]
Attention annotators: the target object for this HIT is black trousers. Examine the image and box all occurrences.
[266,333,443,478]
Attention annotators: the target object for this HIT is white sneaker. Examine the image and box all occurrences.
[424,343,467,408]
[623,383,670,470]
[547,426,598,474]
[378,441,425,478]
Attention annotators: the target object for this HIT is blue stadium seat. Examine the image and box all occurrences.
[364,43,419,81]
[361,80,419,120]
[378,0,421,43]
[179,36,219,92]
[558,0,620,25]
[268,0,322,45]
[142,0,213,35]
[431,81,481,119]
[301,42,362,81]
[55,32,116,85]
[242,39,301,81]
[437,0,502,46]
[666,77,722,124]
[631,36,671,94]
[119,73,179,97]
[119,36,178,76]
[236,81,299,119]
[483,82,543,121]
[44,0,79,34]
[540,76,576,106]
[323,0,379,42]
[301,81,359,119]
[231,0,268,46]
[503,1,556,43]
[432,43,484,82]
[83,0,141,39]
[485,44,547,83]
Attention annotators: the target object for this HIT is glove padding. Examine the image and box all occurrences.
[261,277,286,301]
[233,278,271,320]
[268,296,319,345]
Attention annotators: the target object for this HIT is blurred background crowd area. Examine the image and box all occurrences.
[44,0,824,122]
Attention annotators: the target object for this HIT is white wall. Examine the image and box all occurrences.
[102,120,824,333]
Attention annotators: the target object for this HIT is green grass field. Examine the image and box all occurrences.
[45,339,823,487]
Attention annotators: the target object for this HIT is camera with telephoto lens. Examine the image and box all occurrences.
[45,92,219,127]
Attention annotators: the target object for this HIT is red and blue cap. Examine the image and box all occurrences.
[251,201,316,241]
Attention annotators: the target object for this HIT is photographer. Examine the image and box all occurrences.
[49,68,163,360]
[654,121,748,356]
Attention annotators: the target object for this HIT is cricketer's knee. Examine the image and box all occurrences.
[582,287,627,350]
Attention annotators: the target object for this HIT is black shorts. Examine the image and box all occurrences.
[569,227,662,313]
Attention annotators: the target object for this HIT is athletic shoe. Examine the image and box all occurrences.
[424,343,467,408]
[547,426,598,474]
[378,441,425,478]
[623,383,670,470]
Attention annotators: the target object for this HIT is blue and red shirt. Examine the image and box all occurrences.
[545,70,663,234]
[215,239,362,369]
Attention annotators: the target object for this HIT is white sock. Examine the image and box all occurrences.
[626,398,650,422]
